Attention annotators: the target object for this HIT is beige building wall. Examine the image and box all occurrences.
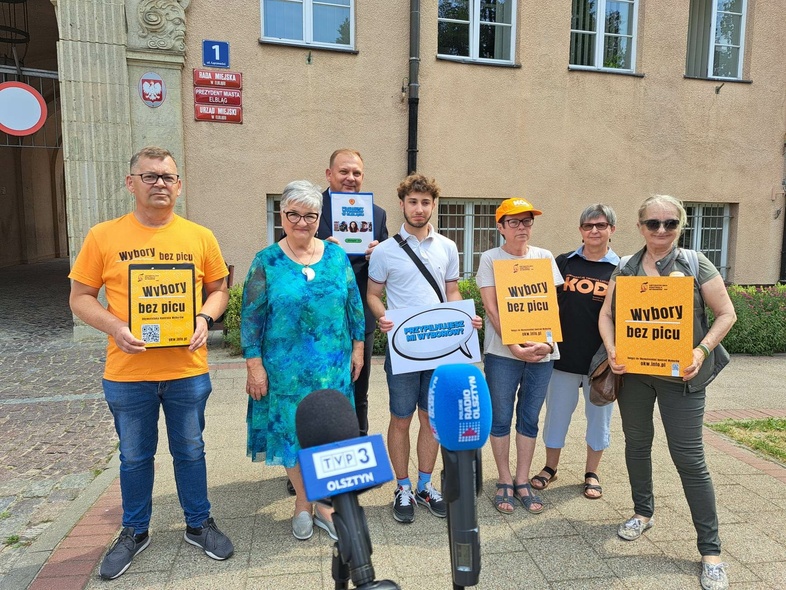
[181,1,786,285]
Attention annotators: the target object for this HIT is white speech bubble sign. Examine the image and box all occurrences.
[392,308,474,361]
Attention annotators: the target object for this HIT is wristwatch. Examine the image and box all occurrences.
[196,313,214,329]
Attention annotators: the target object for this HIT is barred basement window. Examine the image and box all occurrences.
[679,202,731,280]
[438,199,501,278]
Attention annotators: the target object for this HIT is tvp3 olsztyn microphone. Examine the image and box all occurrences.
[296,389,400,590]
[429,364,492,589]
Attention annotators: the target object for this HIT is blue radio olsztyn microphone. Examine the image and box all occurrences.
[428,364,492,589]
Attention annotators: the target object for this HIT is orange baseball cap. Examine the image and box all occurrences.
[495,198,543,222]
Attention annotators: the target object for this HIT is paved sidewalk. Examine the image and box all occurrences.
[12,347,786,590]
[0,259,118,589]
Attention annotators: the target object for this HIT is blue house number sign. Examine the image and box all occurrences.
[202,40,229,68]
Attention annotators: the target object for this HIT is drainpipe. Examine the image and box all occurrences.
[780,177,786,283]
[407,0,420,175]
[781,138,786,283]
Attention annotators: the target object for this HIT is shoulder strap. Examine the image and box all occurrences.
[680,248,700,277]
[393,234,445,303]
[678,247,705,309]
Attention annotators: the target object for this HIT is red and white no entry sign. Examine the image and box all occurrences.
[0,81,48,136]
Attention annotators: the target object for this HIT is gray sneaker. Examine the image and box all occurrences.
[700,561,729,590]
[99,527,150,580]
[184,517,234,560]
[313,506,338,541]
[617,516,654,540]
[292,510,314,540]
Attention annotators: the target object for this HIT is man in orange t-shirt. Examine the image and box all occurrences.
[69,146,233,580]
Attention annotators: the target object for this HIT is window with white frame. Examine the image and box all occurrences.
[438,199,501,278]
[570,0,638,71]
[685,0,746,79]
[267,195,284,245]
[261,0,353,49]
[678,202,731,280]
[438,0,516,64]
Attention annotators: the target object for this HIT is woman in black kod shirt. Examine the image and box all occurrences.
[531,204,618,500]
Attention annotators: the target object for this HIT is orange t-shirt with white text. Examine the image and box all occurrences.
[69,213,228,381]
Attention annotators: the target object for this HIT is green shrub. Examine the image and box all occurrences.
[223,284,243,355]
[371,277,486,356]
[372,291,387,355]
[711,284,786,355]
[459,276,485,346]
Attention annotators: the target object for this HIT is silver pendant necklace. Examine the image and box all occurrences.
[285,237,317,281]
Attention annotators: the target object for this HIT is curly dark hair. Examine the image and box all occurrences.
[396,173,440,201]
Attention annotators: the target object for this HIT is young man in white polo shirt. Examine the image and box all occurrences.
[367,173,482,523]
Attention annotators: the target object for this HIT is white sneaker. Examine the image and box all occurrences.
[700,561,729,590]
[617,516,654,540]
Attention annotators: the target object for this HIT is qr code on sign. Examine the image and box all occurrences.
[141,324,161,344]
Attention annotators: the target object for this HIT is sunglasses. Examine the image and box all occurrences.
[580,222,610,231]
[642,219,680,231]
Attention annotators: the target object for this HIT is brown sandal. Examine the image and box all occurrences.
[530,466,557,490]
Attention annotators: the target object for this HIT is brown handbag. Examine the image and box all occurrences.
[589,358,623,406]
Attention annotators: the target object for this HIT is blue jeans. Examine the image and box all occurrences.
[484,353,553,438]
[103,374,212,532]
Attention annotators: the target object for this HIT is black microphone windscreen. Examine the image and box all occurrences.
[296,388,360,449]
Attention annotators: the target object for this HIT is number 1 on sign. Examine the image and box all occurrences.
[211,45,220,60]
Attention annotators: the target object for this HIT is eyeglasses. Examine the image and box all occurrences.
[131,173,180,185]
[503,218,534,228]
[580,222,611,231]
[284,210,319,224]
[642,219,680,231]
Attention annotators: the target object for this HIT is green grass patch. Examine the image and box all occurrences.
[706,417,786,463]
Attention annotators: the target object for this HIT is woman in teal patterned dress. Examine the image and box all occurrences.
[241,180,365,541]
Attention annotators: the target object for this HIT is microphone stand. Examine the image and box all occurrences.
[441,447,483,590]
[325,497,401,590]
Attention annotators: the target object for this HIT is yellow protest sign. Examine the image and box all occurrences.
[492,258,562,345]
[128,264,196,348]
[615,276,694,376]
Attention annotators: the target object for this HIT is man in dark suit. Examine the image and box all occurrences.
[318,148,388,435]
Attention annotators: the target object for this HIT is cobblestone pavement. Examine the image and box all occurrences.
[0,259,117,582]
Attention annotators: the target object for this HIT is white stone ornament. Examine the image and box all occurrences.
[303,267,315,281]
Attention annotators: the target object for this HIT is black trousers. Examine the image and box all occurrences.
[617,374,721,556]
[353,330,375,436]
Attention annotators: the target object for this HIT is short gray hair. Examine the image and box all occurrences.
[130,146,176,172]
[638,194,687,232]
[281,180,323,213]
[579,203,617,226]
